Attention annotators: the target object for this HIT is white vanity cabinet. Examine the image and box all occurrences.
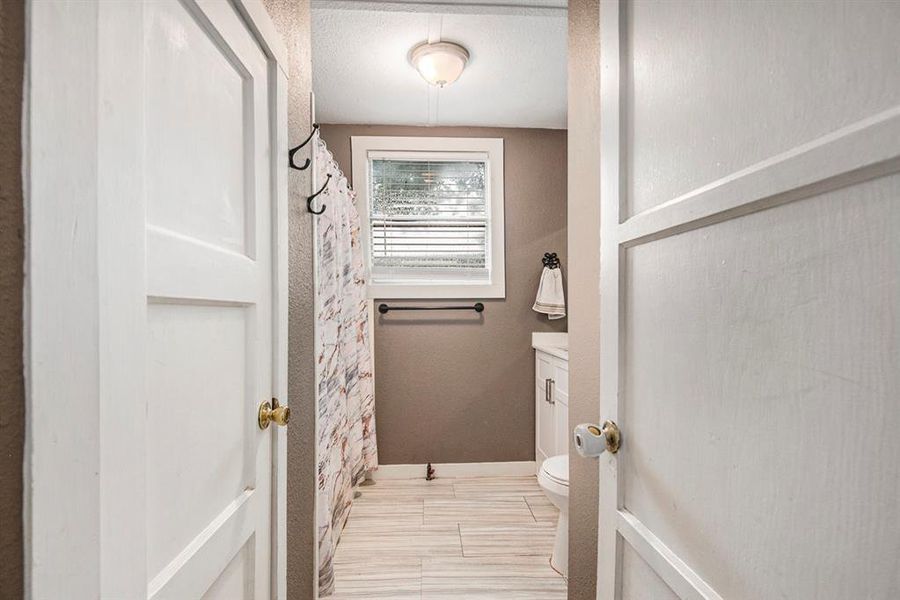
[533,337,569,466]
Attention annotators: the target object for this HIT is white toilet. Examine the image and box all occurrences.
[537,454,569,576]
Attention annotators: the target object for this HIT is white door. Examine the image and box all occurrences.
[25,1,289,599]
[596,1,900,598]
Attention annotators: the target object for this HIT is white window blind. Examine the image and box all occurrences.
[353,136,504,299]
[369,158,489,280]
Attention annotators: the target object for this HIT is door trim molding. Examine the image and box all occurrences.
[233,0,289,74]
[148,491,255,599]
[596,0,623,596]
[619,105,900,247]
[617,510,723,600]
[234,0,292,596]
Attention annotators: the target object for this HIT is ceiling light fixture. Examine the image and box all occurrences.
[410,41,469,88]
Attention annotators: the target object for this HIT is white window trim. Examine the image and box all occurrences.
[351,136,506,299]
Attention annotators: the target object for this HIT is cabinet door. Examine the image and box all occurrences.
[555,400,569,458]
[536,355,556,463]
[536,380,556,464]
[553,362,569,456]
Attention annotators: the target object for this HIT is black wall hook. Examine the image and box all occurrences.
[542,252,560,269]
[307,174,331,214]
[289,124,319,171]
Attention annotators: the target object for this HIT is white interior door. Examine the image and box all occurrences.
[25,1,289,598]
[596,1,900,598]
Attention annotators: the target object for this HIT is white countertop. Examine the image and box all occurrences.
[532,332,568,361]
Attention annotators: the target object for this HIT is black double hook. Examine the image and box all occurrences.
[289,124,319,171]
[307,174,331,215]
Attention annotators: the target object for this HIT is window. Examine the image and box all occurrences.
[351,137,505,299]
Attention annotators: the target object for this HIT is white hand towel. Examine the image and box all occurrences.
[533,266,566,320]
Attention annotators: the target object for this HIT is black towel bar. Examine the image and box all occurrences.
[378,303,484,314]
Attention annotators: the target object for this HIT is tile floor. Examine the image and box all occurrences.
[329,476,567,599]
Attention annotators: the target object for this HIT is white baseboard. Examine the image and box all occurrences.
[371,461,537,480]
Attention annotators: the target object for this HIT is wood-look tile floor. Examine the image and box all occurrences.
[329,476,566,599]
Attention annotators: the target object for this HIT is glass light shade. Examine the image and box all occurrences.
[410,41,469,88]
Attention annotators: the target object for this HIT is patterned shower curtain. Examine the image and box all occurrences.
[314,138,378,596]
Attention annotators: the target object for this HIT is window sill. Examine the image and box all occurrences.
[367,280,505,300]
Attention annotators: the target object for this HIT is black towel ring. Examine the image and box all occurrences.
[288,124,319,171]
[542,252,560,269]
[307,174,331,215]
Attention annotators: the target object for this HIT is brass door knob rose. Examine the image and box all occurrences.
[258,398,290,429]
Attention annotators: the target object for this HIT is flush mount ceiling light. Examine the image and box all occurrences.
[410,41,469,88]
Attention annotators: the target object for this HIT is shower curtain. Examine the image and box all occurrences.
[314,138,378,596]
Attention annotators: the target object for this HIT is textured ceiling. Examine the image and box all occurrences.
[311,1,568,129]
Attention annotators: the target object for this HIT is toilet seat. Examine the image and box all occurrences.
[540,454,569,487]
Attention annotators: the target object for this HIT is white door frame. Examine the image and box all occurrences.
[22,1,289,597]
[310,90,322,600]
[595,0,900,597]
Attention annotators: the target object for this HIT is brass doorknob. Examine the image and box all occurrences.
[600,420,621,454]
[258,398,290,429]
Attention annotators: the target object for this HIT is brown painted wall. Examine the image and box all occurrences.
[319,124,567,465]
[260,1,316,599]
[566,1,601,598]
[0,0,25,596]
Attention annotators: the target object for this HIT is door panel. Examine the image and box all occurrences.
[537,354,555,382]
[202,540,255,600]
[146,303,252,578]
[622,0,900,218]
[597,1,900,598]
[144,1,273,596]
[24,0,288,598]
[537,354,558,462]
[620,545,678,600]
[622,177,900,598]
[537,381,556,462]
[145,0,253,254]
[554,400,568,458]
[554,365,569,457]
[553,363,568,396]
